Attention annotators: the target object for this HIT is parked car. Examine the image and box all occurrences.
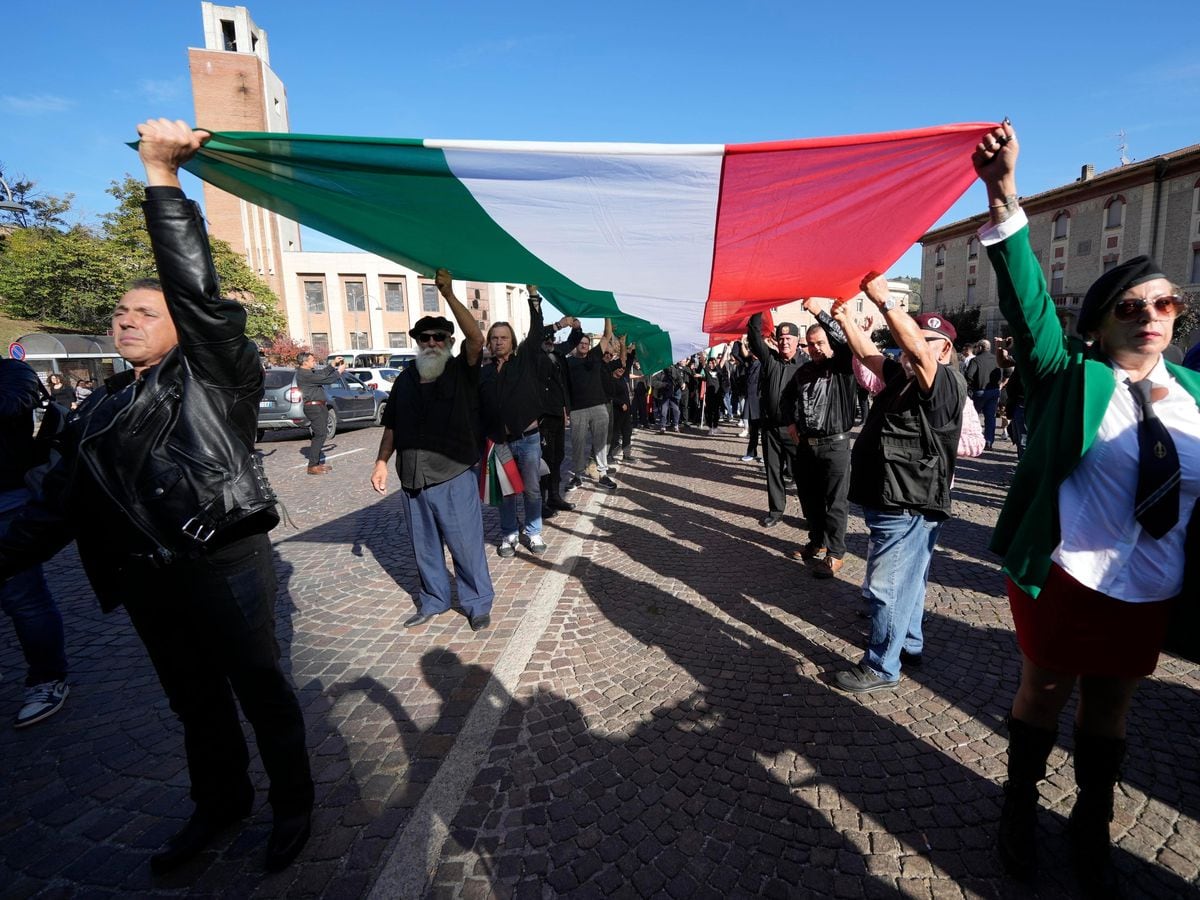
[256,367,388,441]
[345,367,404,392]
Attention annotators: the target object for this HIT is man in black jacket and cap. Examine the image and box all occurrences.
[747,313,809,527]
[0,119,313,874]
[295,351,346,473]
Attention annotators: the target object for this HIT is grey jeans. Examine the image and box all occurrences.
[570,403,610,478]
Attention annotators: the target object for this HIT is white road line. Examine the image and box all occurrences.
[288,447,367,469]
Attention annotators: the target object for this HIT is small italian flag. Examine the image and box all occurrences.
[178,122,995,373]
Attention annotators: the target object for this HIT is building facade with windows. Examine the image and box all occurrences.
[279,251,531,359]
[921,144,1200,344]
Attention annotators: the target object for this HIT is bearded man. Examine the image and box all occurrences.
[371,270,494,632]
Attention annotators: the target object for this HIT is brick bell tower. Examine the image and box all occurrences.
[189,3,301,303]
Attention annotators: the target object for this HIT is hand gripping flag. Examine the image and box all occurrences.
[171,123,996,374]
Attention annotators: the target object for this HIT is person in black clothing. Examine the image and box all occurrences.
[732,339,762,461]
[480,286,548,557]
[965,339,1002,449]
[0,359,70,728]
[295,352,346,473]
[996,338,1026,457]
[565,320,618,493]
[538,317,581,514]
[747,314,809,527]
[607,340,634,461]
[0,119,313,873]
[633,376,650,428]
[784,298,857,579]
[46,372,78,410]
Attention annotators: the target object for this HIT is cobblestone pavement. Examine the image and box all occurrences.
[1,420,1197,898]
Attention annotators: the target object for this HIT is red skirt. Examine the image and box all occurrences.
[1007,564,1174,678]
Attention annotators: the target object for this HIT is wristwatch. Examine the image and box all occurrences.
[878,297,898,312]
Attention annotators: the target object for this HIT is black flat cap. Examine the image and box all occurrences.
[1077,256,1166,335]
[409,315,455,338]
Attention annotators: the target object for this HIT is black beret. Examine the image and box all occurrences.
[542,325,558,341]
[409,315,455,338]
[1077,256,1166,335]
[775,322,800,338]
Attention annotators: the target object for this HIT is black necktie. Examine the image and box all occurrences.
[1126,378,1180,539]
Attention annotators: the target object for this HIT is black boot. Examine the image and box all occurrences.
[1069,730,1126,899]
[998,716,1057,881]
[150,787,254,875]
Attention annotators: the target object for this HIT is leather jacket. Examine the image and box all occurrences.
[0,187,278,610]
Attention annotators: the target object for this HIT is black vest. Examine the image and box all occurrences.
[390,356,481,466]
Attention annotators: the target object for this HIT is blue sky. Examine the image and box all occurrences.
[4,0,1197,280]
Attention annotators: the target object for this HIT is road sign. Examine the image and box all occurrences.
[8,342,25,361]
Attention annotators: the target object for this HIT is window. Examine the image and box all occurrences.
[383,280,405,312]
[345,281,366,312]
[1051,270,1064,295]
[935,245,945,266]
[966,282,976,304]
[1105,198,1124,229]
[304,280,326,314]
[1103,256,1120,274]
[310,332,329,356]
[967,237,978,259]
[220,19,237,51]
[1191,248,1200,284]
[1053,212,1069,240]
[349,331,369,350]
[388,332,409,348]
[421,283,440,313]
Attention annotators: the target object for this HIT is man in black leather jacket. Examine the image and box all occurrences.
[0,119,313,874]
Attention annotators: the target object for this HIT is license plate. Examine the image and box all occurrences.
[259,400,272,407]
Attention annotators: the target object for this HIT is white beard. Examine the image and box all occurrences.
[415,346,451,381]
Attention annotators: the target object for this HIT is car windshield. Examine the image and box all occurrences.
[379,369,400,381]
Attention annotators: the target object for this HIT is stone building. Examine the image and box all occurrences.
[920,144,1200,344]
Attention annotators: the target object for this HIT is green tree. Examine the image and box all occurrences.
[940,303,985,348]
[0,172,289,340]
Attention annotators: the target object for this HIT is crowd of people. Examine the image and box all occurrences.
[0,117,1197,897]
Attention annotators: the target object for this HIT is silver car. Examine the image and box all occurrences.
[256,367,388,441]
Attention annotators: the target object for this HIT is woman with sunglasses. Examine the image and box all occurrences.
[975,123,1200,896]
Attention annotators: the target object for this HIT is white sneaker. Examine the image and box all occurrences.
[15,680,69,729]
[496,533,518,558]
[524,534,547,554]
[738,428,748,438]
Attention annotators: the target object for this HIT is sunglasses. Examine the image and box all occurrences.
[1112,295,1185,322]
[416,332,450,344]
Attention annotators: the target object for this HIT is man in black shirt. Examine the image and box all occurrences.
[371,271,494,632]
[965,338,1002,450]
[831,276,965,694]
[785,298,857,578]
[747,314,809,527]
[295,353,346,474]
[537,318,580,515]
[565,320,618,493]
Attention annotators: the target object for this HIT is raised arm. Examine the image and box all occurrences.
[830,300,885,381]
[746,313,770,361]
[519,285,546,355]
[436,268,483,365]
[599,318,617,355]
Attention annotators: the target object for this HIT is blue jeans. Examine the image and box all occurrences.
[973,388,1001,445]
[1009,403,1027,458]
[499,431,543,539]
[0,491,67,686]
[860,507,944,682]
[398,468,494,618]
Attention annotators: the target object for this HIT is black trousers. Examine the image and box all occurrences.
[795,436,851,557]
[539,414,567,500]
[762,424,800,517]
[303,403,328,465]
[745,418,762,457]
[609,403,632,455]
[123,532,313,817]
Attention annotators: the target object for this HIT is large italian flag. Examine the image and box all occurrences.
[180,122,995,373]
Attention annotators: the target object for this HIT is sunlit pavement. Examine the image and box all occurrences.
[1,422,1196,898]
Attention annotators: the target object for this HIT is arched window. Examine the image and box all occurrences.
[1105,196,1125,229]
[1052,211,1070,240]
[935,244,945,266]
[967,237,978,259]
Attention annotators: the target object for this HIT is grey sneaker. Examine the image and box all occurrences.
[564,476,582,494]
[834,665,899,694]
[496,534,518,558]
[524,534,547,554]
[15,680,69,729]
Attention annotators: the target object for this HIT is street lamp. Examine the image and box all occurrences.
[0,177,29,216]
